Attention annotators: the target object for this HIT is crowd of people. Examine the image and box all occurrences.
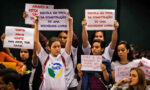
[0,9,150,90]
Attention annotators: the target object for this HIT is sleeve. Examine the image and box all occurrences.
[111,62,116,71]
[103,44,114,60]
[36,47,48,66]
[82,44,91,55]
[0,51,22,66]
[61,50,71,64]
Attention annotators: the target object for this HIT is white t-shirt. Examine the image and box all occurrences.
[37,47,70,90]
[82,43,114,60]
[61,48,78,88]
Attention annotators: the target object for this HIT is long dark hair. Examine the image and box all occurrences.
[127,67,147,90]
[112,41,133,62]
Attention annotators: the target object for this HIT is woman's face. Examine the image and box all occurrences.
[117,44,129,60]
[94,31,104,41]
[58,32,67,46]
[92,42,103,55]
[50,41,61,57]
[129,70,139,86]
[20,49,29,61]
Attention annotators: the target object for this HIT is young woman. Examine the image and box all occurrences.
[57,31,78,90]
[82,18,119,60]
[18,49,39,90]
[77,40,111,90]
[111,67,149,90]
[34,14,73,90]
[111,41,134,81]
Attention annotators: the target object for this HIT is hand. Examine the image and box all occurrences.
[115,78,130,86]
[100,64,106,71]
[23,11,27,19]
[1,33,5,43]
[34,16,39,24]
[138,61,143,67]
[68,14,73,26]
[114,20,119,29]
[16,64,26,75]
[77,63,82,72]
[82,18,87,27]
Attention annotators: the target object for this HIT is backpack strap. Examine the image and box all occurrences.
[61,56,66,67]
[40,55,49,80]
[43,56,49,71]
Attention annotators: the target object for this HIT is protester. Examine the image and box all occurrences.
[34,13,73,90]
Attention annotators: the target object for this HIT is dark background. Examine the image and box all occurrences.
[0,0,150,58]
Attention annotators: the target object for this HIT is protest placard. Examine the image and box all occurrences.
[38,9,69,31]
[140,57,150,80]
[25,3,54,25]
[115,64,135,82]
[81,55,102,71]
[85,9,115,30]
[3,26,34,49]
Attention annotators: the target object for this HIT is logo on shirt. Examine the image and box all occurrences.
[48,63,63,78]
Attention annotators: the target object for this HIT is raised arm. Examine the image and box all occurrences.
[32,45,38,66]
[110,20,119,49]
[82,18,89,48]
[65,15,73,55]
[34,16,42,54]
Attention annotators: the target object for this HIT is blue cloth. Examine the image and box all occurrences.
[81,59,112,90]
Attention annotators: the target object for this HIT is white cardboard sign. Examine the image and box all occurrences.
[38,9,69,31]
[140,57,150,80]
[4,26,34,49]
[81,55,102,71]
[85,9,115,30]
[25,3,54,25]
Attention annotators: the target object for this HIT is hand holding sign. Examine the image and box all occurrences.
[68,13,73,31]
[114,20,119,30]
[23,11,27,19]
[82,18,87,27]
[100,64,106,71]
[1,33,5,44]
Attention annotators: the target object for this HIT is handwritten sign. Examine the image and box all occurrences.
[115,64,135,82]
[85,9,115,30]
[140,57,150,80]
[25,3,54,25]
[38,9,69,31]
[4,26,34,49]
[81,55,102,71]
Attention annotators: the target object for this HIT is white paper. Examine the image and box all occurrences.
[4,26,34,49]
[25,3,54,25]
[81,55,102,71]
[38,9,69,31]
[85,9,115,30]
